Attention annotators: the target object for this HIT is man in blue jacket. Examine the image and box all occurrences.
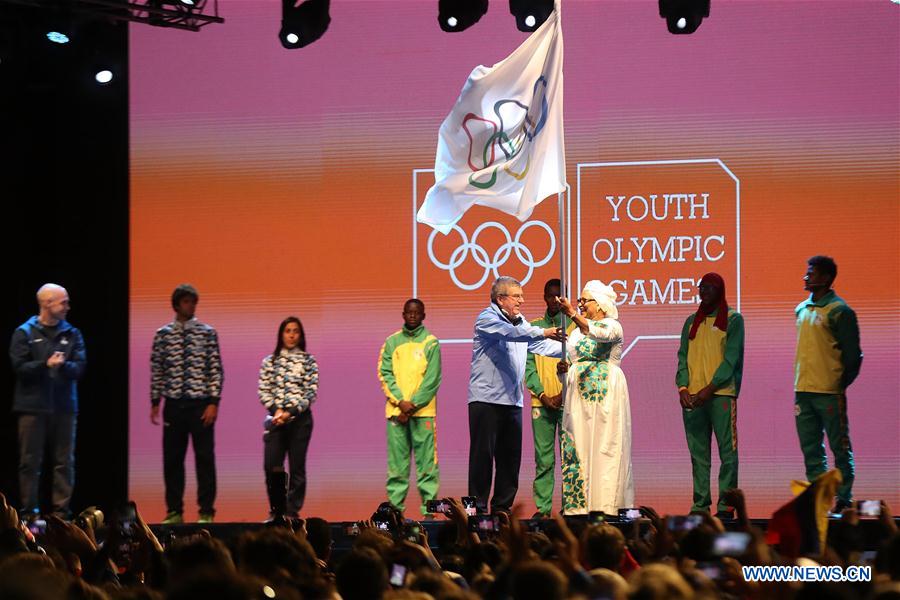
[9,283,87,518]
[468,276,565,514]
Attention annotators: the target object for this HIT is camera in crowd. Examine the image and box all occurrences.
[712,531,751,557]
[371,502,404,535]
[75,506,105,532]
[113,502,139,568]
[425,498,451,515]
[857,499,882,518]
[468,514,500,534]
[389,562,408,587]
[423,495,477,518]
[23,517,47,537]
[667,514,703,532]
[368,502,424,543]
[617,507,643,522]
[401,521,421,543]
[343,521,361,536]
[461,496,477,516]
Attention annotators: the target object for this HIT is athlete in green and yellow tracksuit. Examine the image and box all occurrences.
[377,299,442,514]
[524,279,572,517]
[676,273,744,515]
[794,256,862,511]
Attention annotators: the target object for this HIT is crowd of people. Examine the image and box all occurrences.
[0,491,896,600]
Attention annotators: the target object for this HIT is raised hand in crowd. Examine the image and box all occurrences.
[45,514,98,569]
[720,555,763,599]
[293,516,308,538]
[636,505,675,562]
[395,524,441,572]
[497,507,533,566]
[0,493,18,533]
[102,503,164,584]
[880,501,897,535]
[841,505,861,527]
[443,497,476,548]
[721,488,750,529]
[697,508,726,534]
[549,512,581,576]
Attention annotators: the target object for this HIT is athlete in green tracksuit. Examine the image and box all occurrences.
[377,298,442,515]
[676,273,744,517]
[794,255,862,512]
[524,279,572,518]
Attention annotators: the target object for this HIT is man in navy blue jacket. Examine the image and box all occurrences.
[9,283,87,518]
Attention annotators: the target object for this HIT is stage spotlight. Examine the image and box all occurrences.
[438,0,488,32]
[95,69,113,84]
[659,0,710,34]
[279,0,330,49]
[46,31,70,44]
[509,0,553,32]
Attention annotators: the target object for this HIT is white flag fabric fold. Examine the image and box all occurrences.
[417,2,566,234]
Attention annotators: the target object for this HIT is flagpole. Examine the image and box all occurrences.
[558,184,570,401]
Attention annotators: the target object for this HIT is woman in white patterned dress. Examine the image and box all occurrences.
[557,281,634,515]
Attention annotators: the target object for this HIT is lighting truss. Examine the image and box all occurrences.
[0,0,224,32]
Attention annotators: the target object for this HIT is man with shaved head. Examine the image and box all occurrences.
[9,283,87,518]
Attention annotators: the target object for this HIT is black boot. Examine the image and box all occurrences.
[264,469,288,525]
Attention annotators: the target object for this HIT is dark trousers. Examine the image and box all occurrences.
[17,412,77,515]
[163,400,216,514]
[468,402,522,513]
[264,410,313,515]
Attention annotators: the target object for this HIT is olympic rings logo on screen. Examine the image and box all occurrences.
[427,221,556,290]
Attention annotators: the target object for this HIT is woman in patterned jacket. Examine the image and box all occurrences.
[557,281,634,515]
[258,316,318,519]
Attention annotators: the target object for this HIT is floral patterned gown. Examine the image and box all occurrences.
[560,317,634,514]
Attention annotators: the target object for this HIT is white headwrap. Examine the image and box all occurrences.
[582,280,619,320]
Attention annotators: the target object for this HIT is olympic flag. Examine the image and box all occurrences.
[416,2,566,234]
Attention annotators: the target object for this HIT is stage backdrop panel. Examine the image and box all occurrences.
[130,1,899,521]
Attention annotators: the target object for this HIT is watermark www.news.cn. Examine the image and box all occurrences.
[742,565,872,582]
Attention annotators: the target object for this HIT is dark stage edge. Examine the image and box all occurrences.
[148,518,897,553]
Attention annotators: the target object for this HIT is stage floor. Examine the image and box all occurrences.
[148,517,897,554]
